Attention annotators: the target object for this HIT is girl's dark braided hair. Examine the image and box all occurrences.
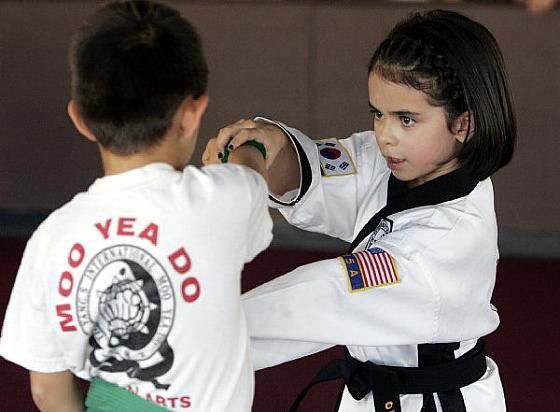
[369,15,468,131]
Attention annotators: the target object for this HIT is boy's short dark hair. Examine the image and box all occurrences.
[369,10,516,181]
[69,0,208,154]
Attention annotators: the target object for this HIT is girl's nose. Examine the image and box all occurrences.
[376,122,397,146]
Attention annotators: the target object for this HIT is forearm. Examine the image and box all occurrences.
[30,371,84,412]
[228,145,268,182]
[267,133,300,196]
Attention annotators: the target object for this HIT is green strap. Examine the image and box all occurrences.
[221,139,267,163]
[85,378,168,412]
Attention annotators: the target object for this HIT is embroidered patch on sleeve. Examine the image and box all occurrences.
[339,247,400,292]
[316,138,356,177]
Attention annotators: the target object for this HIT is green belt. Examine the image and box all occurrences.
[85,378,168,412]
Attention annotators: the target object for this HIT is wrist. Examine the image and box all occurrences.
[221,140,266,163]
[254,118,290,151]
[225,143,268,182]
[240,140,267,160]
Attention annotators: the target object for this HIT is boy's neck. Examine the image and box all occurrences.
[98,142,186,176]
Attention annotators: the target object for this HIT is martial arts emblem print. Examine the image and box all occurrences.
[340,247,399,292]
[76,245,175,389]
[316,138,356,177]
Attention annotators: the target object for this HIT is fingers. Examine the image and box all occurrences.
[214,118,290,168]
[215,118,260,152]
[227,127,267,151]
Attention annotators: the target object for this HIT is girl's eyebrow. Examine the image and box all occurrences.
[369,102,420,117]
[393,110,421,117]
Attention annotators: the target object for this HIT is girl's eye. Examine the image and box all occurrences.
[370,109,384,120]
[401,116,415,126]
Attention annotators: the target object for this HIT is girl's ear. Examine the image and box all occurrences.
[452,111,475,143]
[67,100,97,142]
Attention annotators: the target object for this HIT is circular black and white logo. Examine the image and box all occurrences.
[76,245,175,389]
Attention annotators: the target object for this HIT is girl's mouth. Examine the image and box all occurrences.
[386,156,404,170]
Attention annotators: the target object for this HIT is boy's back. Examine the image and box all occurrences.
[1,162,271,410]
[0,1,272,410]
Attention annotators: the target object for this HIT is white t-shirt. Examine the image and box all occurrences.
[1,162,273,411]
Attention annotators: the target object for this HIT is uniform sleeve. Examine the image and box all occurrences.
[256,117,389,242]
[195,164,272,264]
[242,247,439,370]
[250,338,333,371]
[0,228,67,372]
[239,167,273,263]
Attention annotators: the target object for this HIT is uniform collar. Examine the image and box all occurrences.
[386,168,479,210]
[349,168,479,252]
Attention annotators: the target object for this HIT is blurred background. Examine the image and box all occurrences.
[1,1,559,411]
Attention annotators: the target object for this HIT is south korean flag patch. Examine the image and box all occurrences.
[340,247,400,293]
[316,138,356,177]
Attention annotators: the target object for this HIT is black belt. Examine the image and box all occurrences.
[289,339,486,412]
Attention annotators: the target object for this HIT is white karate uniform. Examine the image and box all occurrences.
[242,120,506,411]
[1,162,272,411]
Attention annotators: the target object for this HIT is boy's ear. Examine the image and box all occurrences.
[452,111,475,144]
[67,100,97,142]
[179,94,209,138]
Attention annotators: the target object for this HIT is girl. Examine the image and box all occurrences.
[204,9,515,412]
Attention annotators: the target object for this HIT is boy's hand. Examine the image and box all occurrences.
[202,137,221,165]
[214,118,289,168]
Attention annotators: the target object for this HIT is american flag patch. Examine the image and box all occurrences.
[340,247,399,292]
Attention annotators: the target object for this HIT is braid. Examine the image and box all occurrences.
[371,32,467,123]
[422,42,466,117]
[368,9,516,181]
[369,13,469,126]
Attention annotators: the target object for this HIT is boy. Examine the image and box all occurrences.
[0,1,271,411]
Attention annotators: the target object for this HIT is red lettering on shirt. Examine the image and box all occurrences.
[68,243,85,268]
[138,223,159,246]
[94,219,112,239]
[56,304,76,332]
[168,247,200,303]
[58,271,74,297]
[167,397,178,408]
[180,396,192,408]
[127,386,191,408]
[117,217,136,236]
[94,218,160,246]
[168,247,191,274]
[54,244,86,331]
[181,277,201,303]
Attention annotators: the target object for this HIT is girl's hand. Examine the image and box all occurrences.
[214,118,289,168]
